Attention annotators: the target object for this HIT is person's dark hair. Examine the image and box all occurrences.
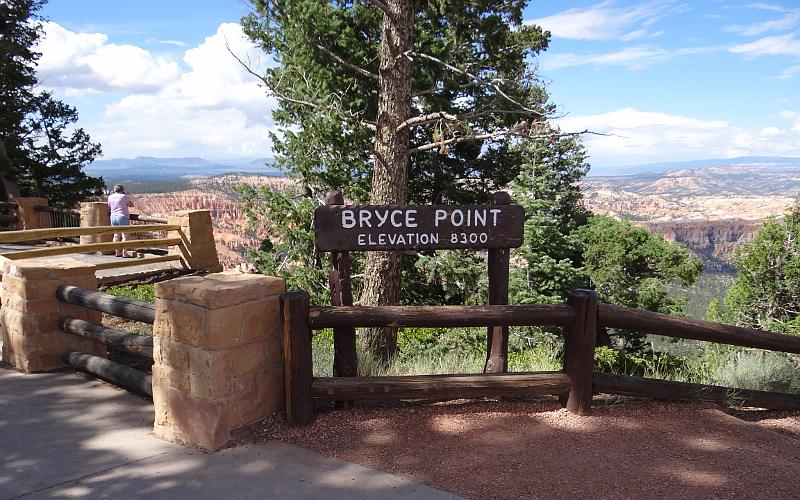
[113,184,125,194]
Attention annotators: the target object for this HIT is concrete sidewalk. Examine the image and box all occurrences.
[0,367,460,499]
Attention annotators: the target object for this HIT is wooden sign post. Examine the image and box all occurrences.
[325,192,357,409]
[485,192,511,373]
[316,191,524,376]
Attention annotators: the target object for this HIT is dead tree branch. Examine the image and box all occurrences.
[405,50,545,116]
[314,43,379,81]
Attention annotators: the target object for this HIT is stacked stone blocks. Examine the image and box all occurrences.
[79,202,113,252]
[152,272,285,450]
[167,210,223,272]
[0,257,105,372]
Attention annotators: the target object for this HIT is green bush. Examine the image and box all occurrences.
[105,284,155,303]
[594,346,688,378]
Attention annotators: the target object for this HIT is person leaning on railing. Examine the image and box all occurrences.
[108,184,135,258]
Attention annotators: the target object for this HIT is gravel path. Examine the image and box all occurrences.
[254,400,800,499]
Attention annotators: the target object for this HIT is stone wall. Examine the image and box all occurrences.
[79,202,113,252]
[151,272,285,450]
[167,210,223,272]
[0,257,105,372]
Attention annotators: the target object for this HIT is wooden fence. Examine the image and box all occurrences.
[57,285,154,395]
[34,204,80,229]
[281,289,800,426]
[0,224,184,271]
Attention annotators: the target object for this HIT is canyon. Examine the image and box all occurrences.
[126,161,799,270]
[582,162,800,268]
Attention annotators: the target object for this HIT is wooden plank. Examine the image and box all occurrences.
[281,291,315,426]
[130,214,169,224]
[92,254,183,271]
[314,203,525,251]
[325,191,357,410]
[60,316,153,358]
[0,224,179,244]
[563,290,598,415]
[56,285,156,324]
[599,303,800,354]
[485,191,511,374]
[0,201,18,209]
[309,304,574,329]
[593,372,800,410]
[311,371,570,401]
[0,214,18,223]
[3,237,182,260]
[64,351,152,396]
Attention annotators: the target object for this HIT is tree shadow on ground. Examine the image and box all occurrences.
[0,365,451,499]
[274,397,800,499]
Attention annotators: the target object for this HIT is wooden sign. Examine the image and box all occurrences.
[314,204,525,251]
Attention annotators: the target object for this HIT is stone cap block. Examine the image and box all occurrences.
[168,210,212,219]
[2,257,95,278]
[155,272,285,309]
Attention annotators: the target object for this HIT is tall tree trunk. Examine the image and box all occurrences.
[360,0,414,363]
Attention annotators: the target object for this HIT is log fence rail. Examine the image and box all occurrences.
[282,289,800,426]
[56,284,154,395]
[0,223,186,272]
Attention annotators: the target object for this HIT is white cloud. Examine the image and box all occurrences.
[556,107,800,166]
[779,63,800,79]
[729,33,800,57]
[40,22,278,159]
[526,0,679,41]
[541,45,721,70]
[158,40,188,47]
[727,5,800,36]
[37,22,182,94]
[729,33,800,78]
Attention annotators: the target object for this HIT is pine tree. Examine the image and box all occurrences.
[242,0,553,360]
[724,201,800,334]
[577,216,703,351]
[510,132,590,305]
[0,0,103,206]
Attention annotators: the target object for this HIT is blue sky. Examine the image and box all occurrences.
[37,0,800,169]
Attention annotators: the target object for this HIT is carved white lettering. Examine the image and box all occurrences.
[490,209,502,226]
[474,209,486,226]
[359,210,373,228]
[390,210,403,227]
[375,210,390,227]
[451,209,464,226]
[435,209,447,226]
[342,210,356,228]
[406,210,418,228]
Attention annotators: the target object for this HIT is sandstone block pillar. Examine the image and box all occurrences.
[80,202,113,254]
[12,197,48,230]
[168,210,222,272]
[0,257,105,372]
[152,271,285,451]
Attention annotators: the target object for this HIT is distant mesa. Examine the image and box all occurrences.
[590,156,800,177]
[85,156,282,180]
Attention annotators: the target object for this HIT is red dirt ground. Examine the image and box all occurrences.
[253,399,800,499]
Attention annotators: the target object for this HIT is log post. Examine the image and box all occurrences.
[484,191,511,373]
[562,289,598,415]
[325,191,357,409]
[282,291,315,426]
